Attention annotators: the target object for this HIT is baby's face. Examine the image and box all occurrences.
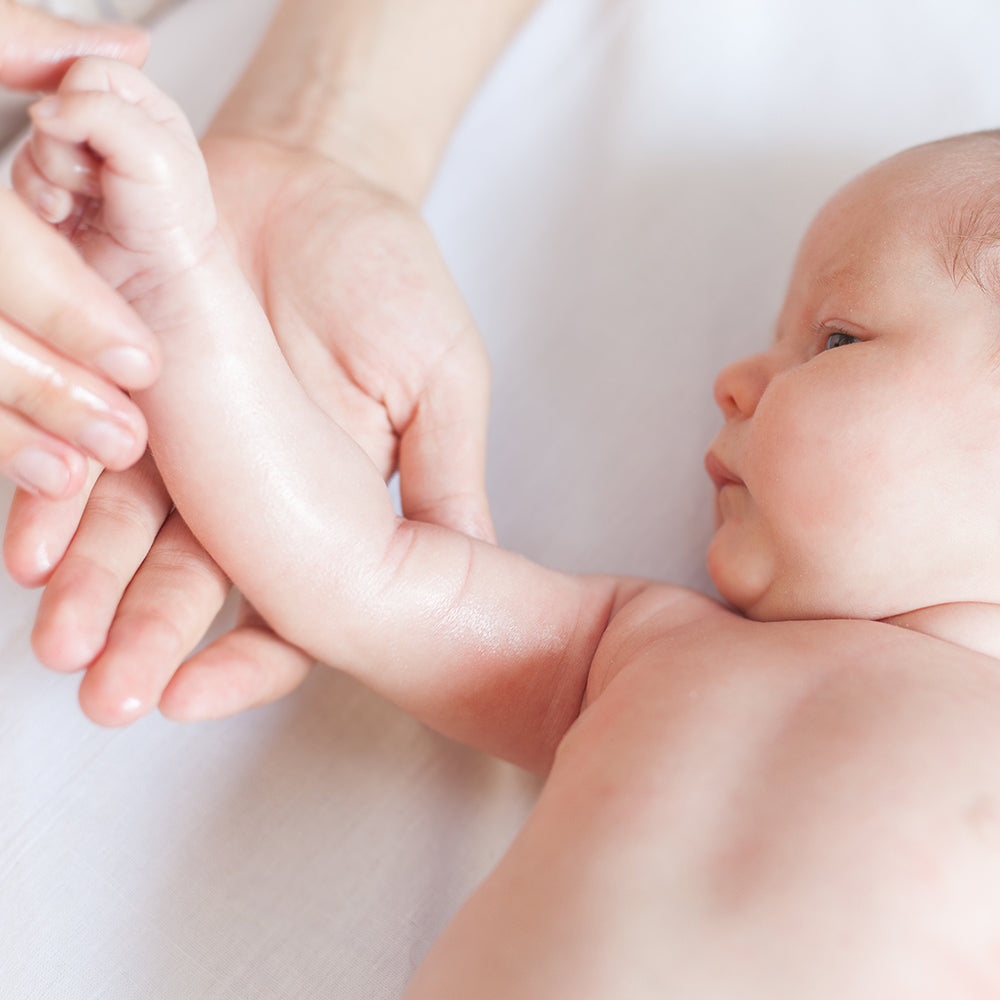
[706,144,1000,622]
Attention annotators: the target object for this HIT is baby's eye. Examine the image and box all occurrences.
[824,331,860,351]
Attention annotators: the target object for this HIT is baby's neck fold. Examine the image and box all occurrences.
[882,602,1000,661]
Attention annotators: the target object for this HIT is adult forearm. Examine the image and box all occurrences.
[206,0,541,204]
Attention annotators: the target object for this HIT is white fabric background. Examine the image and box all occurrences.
[3,0,1000,996]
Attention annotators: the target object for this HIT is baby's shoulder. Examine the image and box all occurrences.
[584,582,734,699]
[589,583,1000,721]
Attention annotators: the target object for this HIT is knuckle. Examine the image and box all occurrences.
[4,368,68,421]
[83,488,159,541]
[49,547,123,604]
[38,296,81,346]
[113,605,188,661]
[143,538,226,594]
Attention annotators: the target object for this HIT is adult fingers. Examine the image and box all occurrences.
[31,452,172,672]
[76,510,231,726]
[0,405,88,501]
[397,331,496,543]
[0,310,147,470]
[3,459,97,585]
[0,4,148,91]
[0,187,159,388]
[159,602,314,722]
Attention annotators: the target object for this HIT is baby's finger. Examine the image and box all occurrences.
[31,453,172,672]
[23,127,101,209]
[0,405,88,500]
[56,55,189,131]
[10,140,78,226]
[0,188,159,387]
[0,314,147,470]
[160,606,314,722]
[77,511,231,726]
[29,53,199,177]
[3,463,99,586]
[30,90,194,183]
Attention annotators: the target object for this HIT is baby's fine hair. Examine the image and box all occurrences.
[922,130,1000,297]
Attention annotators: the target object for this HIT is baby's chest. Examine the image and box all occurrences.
[529,623,1000,991]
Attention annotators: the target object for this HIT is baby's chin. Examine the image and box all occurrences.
[707,559,862,623]
[721,582,901,625]
[705,543,775,619]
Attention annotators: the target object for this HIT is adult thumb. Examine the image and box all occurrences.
[397,341,496,544]
[0,3,149,91]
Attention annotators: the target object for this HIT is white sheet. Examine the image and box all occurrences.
[4,0,1000,995]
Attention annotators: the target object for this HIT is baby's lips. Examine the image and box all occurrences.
[704,450,743,491]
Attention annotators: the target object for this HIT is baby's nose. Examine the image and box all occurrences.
[713,352,770,420]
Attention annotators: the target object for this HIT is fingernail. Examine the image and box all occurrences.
[12,448,70,496]
[96,345,156,387]
[30,96,60,119]
[78,419,136,466]
[119,697,144,719]
[33,541,54,577]
[37,186,71,225]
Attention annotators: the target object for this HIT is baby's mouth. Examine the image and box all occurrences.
[704,451,744,492]
[705,451,746,531]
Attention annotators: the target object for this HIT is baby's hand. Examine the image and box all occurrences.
[12,57,217,304]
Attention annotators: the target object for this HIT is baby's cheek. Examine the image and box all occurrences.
[751,382,869,534]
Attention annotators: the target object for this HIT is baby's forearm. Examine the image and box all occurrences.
[134,236,400,645]
[133,238,616,770]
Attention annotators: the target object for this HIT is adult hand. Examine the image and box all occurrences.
[0,3,154,515]
[204,135,494,538]
[12,134,494,724]
[0,2,148,90]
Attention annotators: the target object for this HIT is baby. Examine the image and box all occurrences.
[17,58,1000,997]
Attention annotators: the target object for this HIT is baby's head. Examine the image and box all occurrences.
[706,131,1000,624]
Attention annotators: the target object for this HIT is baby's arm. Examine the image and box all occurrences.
[18,58,630,771]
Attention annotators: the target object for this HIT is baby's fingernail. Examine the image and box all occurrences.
[12,448,70,496]
[96,345,156,387]
[78,419,136,466]
[37,186,71,225]
[30,96,60,119]
[118,696,144,722]
[32,540,54,577]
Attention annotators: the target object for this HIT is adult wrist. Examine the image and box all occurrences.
[202,0,541,207]
[205,86,436,207]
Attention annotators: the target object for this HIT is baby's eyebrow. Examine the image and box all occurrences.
[814,260,863,295]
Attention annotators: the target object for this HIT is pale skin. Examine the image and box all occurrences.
[3,0,537,726]
[17,60,1000,997]
[0,3,155,501]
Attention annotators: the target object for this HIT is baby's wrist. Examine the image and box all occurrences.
[126,227,242,334]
